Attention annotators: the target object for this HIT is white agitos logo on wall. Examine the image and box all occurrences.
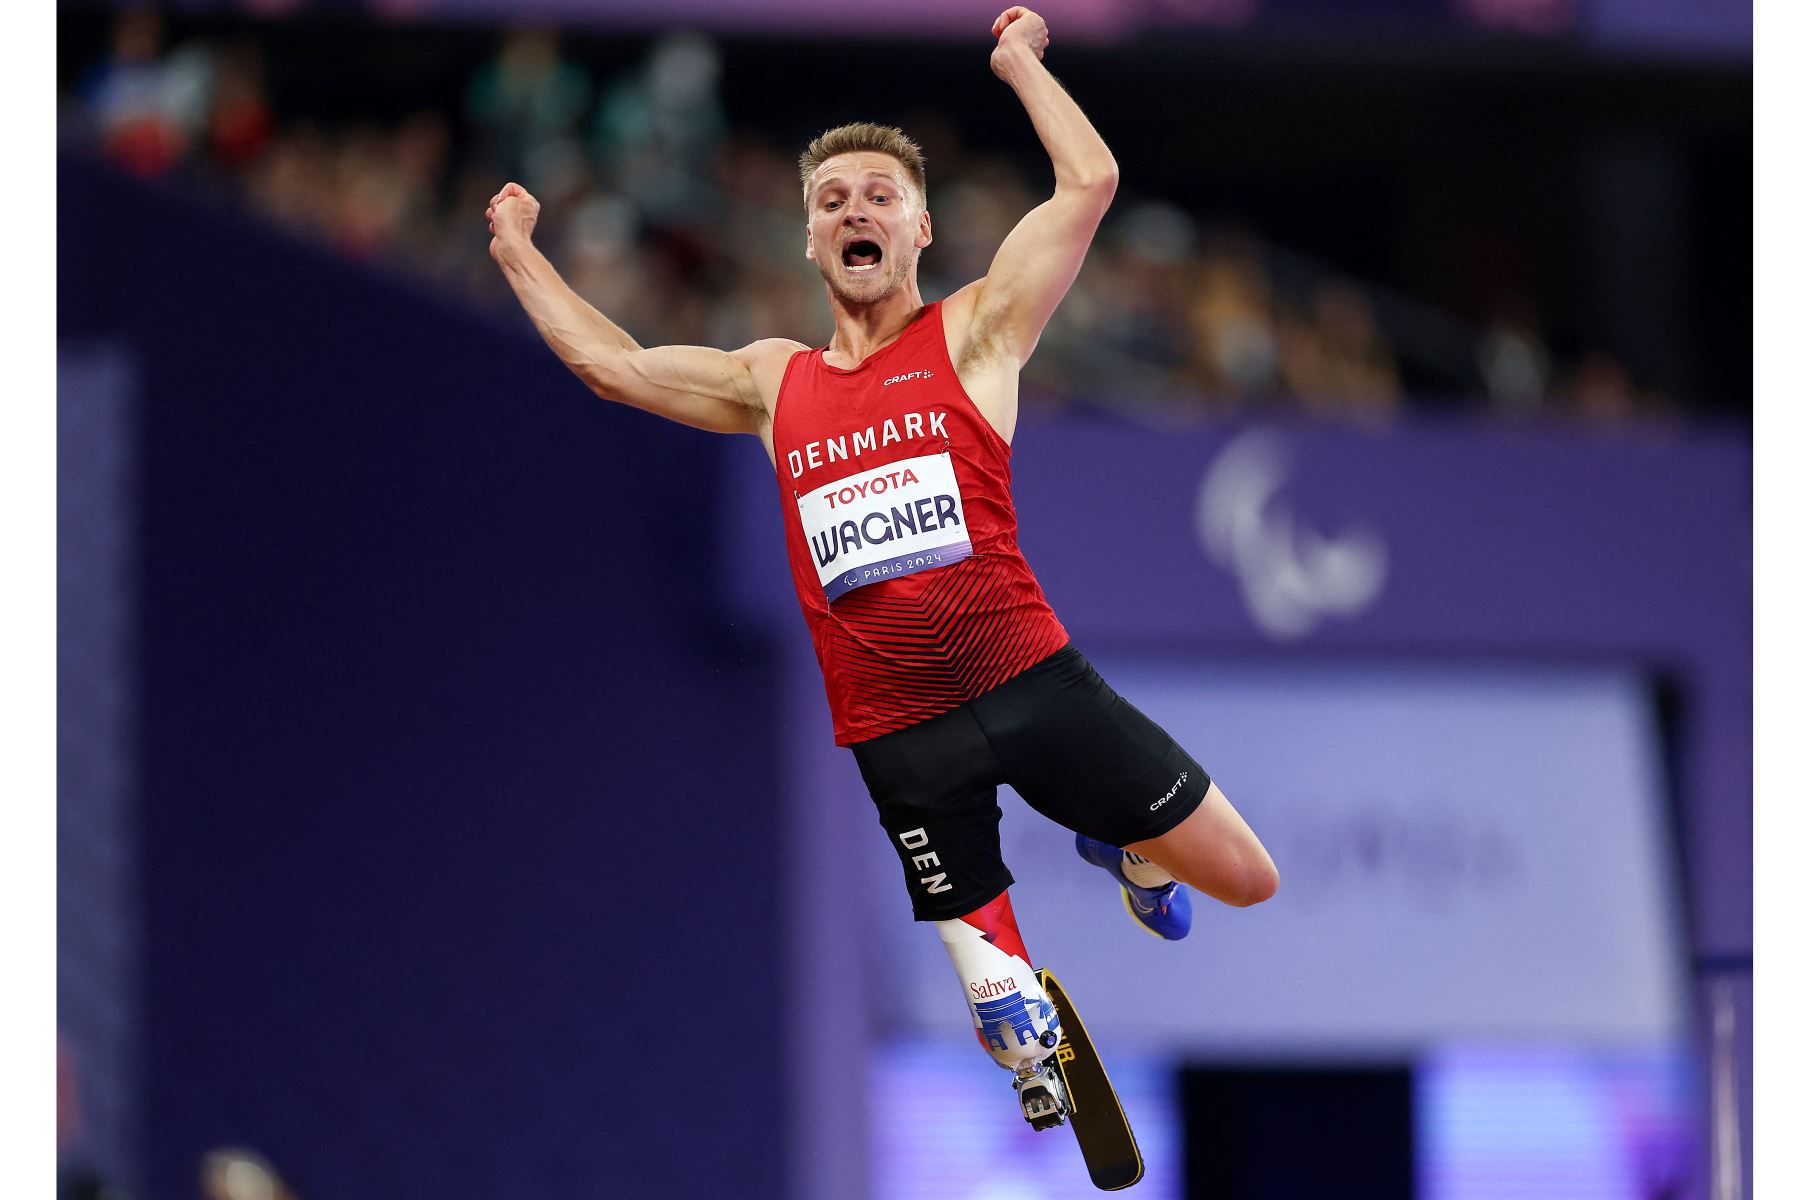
[1196,431,1387,640]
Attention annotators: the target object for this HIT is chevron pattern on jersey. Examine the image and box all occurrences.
[823,553,1068,743]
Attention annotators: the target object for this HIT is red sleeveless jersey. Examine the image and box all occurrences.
[772,302,1069,745]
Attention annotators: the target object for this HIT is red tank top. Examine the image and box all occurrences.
[772,302,1069,745]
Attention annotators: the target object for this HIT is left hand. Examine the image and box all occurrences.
[991,6,1049,73]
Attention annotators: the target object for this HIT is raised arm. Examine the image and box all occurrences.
[964,7,1119,367]
[486,182,781,435]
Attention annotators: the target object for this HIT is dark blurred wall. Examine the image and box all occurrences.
[59,155,786,1200]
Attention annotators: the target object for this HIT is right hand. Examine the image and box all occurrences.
[487,182,540,259]
[991,6,1049,72]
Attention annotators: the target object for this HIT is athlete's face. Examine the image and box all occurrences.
[804,153,931,306]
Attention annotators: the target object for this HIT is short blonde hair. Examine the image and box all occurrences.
[798,122,927,211]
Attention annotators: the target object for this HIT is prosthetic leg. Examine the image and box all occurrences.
[935,891,1070,1130]
[936,892,1147,1187]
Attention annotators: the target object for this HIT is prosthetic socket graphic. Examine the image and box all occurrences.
[936,892,1061,1071]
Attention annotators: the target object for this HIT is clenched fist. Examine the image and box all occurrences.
[486,181,540,260]
[991,6,1049,75]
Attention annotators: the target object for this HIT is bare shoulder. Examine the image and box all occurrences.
[731,337,812,412]
[731,336,810,376]
[732,336,812,366]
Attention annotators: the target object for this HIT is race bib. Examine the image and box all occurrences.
[796,452,974,601]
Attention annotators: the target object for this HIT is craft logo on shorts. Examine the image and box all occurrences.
[797,451,974,601]
[1150,771,1190,811]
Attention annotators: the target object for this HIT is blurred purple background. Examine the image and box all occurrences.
[58,3,1750,1199]
[113,0,1751,56]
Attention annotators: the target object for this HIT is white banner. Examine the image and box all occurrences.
[875,661,1689,1053]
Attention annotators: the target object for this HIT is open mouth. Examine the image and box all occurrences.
[842,240,883,273]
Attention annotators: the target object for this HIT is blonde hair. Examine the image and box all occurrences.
[798,122,927,211]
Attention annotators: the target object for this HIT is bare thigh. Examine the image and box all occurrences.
[1126,782,1279,908]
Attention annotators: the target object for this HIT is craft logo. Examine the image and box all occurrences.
[1150,771,1190,811]
[883,369,934,386]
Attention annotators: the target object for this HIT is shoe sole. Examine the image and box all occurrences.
[1120,885,1172,940]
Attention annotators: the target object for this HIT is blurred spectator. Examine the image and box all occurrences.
[1477,296,1554,420]
[61,16,1687,431]
[465,27,592,196]
[927,159,1033,293]
[1560,347,1686,435]
[591,32,728,229]
[713,135,809,267]
[328,124,406,260]
[1190,231,1281,403]
[1309,279,1402,424]
[1099,202,1203,400]
[205,40,274,171]
[1273,302,1328,409]
[77,6,213,178]
[246,122,335,240]
[384,111,455,262]
[1565,350,1639,426]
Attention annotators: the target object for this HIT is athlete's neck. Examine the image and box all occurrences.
[822,285,929,368]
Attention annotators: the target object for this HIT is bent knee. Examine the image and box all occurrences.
[1227,860,1280,907]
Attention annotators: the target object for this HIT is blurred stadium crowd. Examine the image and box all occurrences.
[62,7,1684,429]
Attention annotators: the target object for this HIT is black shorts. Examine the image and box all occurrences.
[851,643,1210,922]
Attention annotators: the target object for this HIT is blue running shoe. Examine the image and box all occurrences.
[1075,834,1192,941]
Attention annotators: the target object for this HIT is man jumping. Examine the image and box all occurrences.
[488,4,1278,1118]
